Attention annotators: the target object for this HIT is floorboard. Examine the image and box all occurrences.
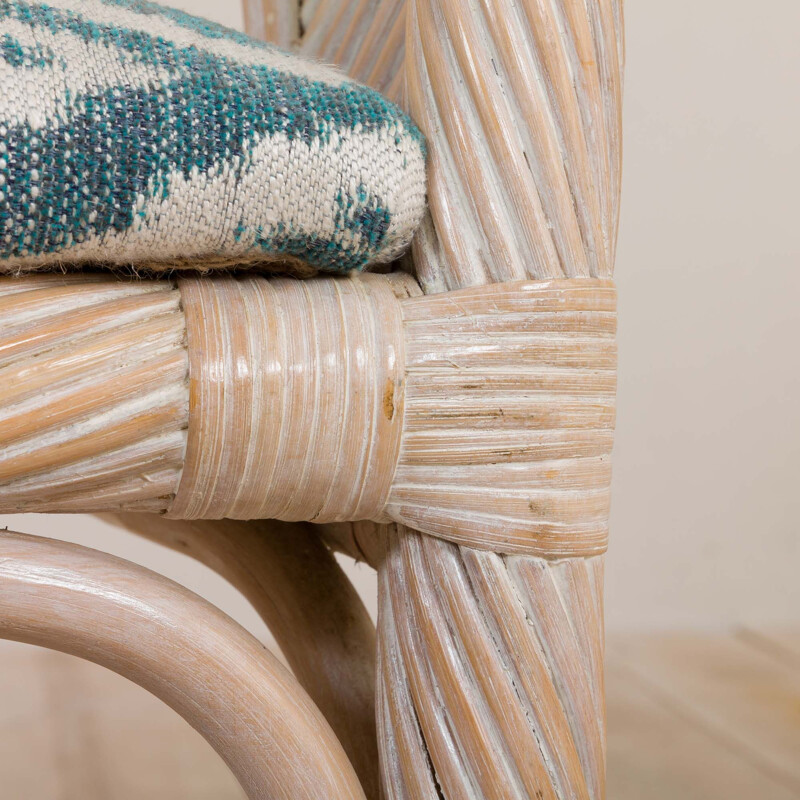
[606,653,797,800]
[737,626,800,669]
[610,631,800,796]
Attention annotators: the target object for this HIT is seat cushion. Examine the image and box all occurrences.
[0,0,426,273]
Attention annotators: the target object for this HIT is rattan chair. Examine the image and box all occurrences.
[0,1,623,797]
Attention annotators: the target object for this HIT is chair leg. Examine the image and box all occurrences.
[374,1,622,794]
[0,528,366,800]
[378,526,605,800]
[108,514,380,800]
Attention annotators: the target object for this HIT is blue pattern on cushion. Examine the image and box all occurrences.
[0,0,426,272]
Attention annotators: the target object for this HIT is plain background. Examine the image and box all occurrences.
[1,0,798,651]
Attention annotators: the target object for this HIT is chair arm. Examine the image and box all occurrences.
[0,271,615,559]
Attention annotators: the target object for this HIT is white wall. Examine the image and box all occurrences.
[172,0,242,28]
[606,0,800,629]
[1,1,797,636]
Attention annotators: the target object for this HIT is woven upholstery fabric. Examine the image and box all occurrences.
[0,0,426,273]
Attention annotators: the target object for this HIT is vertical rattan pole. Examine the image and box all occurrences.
[377,1,624,798]
[300,0,407,97]
[243,0,299,48]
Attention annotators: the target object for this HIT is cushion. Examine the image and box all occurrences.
[0,0,426,273]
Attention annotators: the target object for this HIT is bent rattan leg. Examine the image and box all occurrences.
[0,528,366,800]
[108,514,380,799]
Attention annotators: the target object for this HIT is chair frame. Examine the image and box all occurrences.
[0,2,623,798]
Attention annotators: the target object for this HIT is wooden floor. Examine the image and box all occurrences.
[0,628,797,799]
[607,628,800,799]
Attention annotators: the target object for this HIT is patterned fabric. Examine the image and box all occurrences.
[0,0,426,273]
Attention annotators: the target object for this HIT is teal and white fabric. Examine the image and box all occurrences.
[0,0,426,273]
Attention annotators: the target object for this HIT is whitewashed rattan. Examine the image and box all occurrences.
[0,2,623,798]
